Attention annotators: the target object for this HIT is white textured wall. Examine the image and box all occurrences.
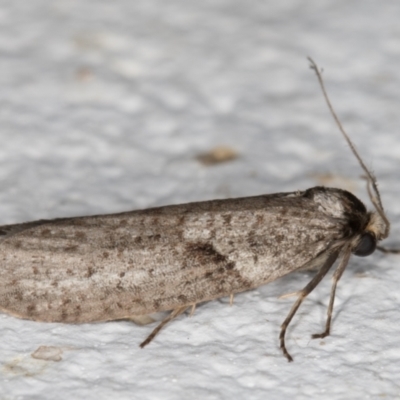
[1,1,400,399]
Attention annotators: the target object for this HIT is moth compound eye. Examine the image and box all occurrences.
[353,232,376,257]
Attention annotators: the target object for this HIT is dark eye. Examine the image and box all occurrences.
[353,232,376,257]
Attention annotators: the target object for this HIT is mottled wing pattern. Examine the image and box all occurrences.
[0,187,362,323]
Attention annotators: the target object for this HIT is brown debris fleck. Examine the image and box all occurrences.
[31,346,64,362]
[196,146,238,166]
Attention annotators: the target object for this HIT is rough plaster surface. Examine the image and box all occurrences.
[1,1,400,399]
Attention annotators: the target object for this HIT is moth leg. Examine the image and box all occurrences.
[230,294,234,306]
[128,315,155,326]
[377,246,400,254]
[189,303,196,316]
[140,306,188,348]
[312,249,352,339]
[279,291,300,300]
[279,250,340,362]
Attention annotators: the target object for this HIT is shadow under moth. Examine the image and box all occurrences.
[0,59,397,362]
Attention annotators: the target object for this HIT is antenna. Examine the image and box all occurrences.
[307,57,389,239]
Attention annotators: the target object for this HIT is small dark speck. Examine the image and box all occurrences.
[86,267,95,278]
[222,215,232,224]
[64,245,78,252]
[75,231,86,239]
[27,304,36,315]
[225,262,235,270]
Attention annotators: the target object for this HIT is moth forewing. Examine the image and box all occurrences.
[0,188,350,322]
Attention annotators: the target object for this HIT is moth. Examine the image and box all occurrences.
[0,59,396,362]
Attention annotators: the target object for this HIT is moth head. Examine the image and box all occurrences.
[345,163,390,259]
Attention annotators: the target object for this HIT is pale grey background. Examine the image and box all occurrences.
[0,1,400,399]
